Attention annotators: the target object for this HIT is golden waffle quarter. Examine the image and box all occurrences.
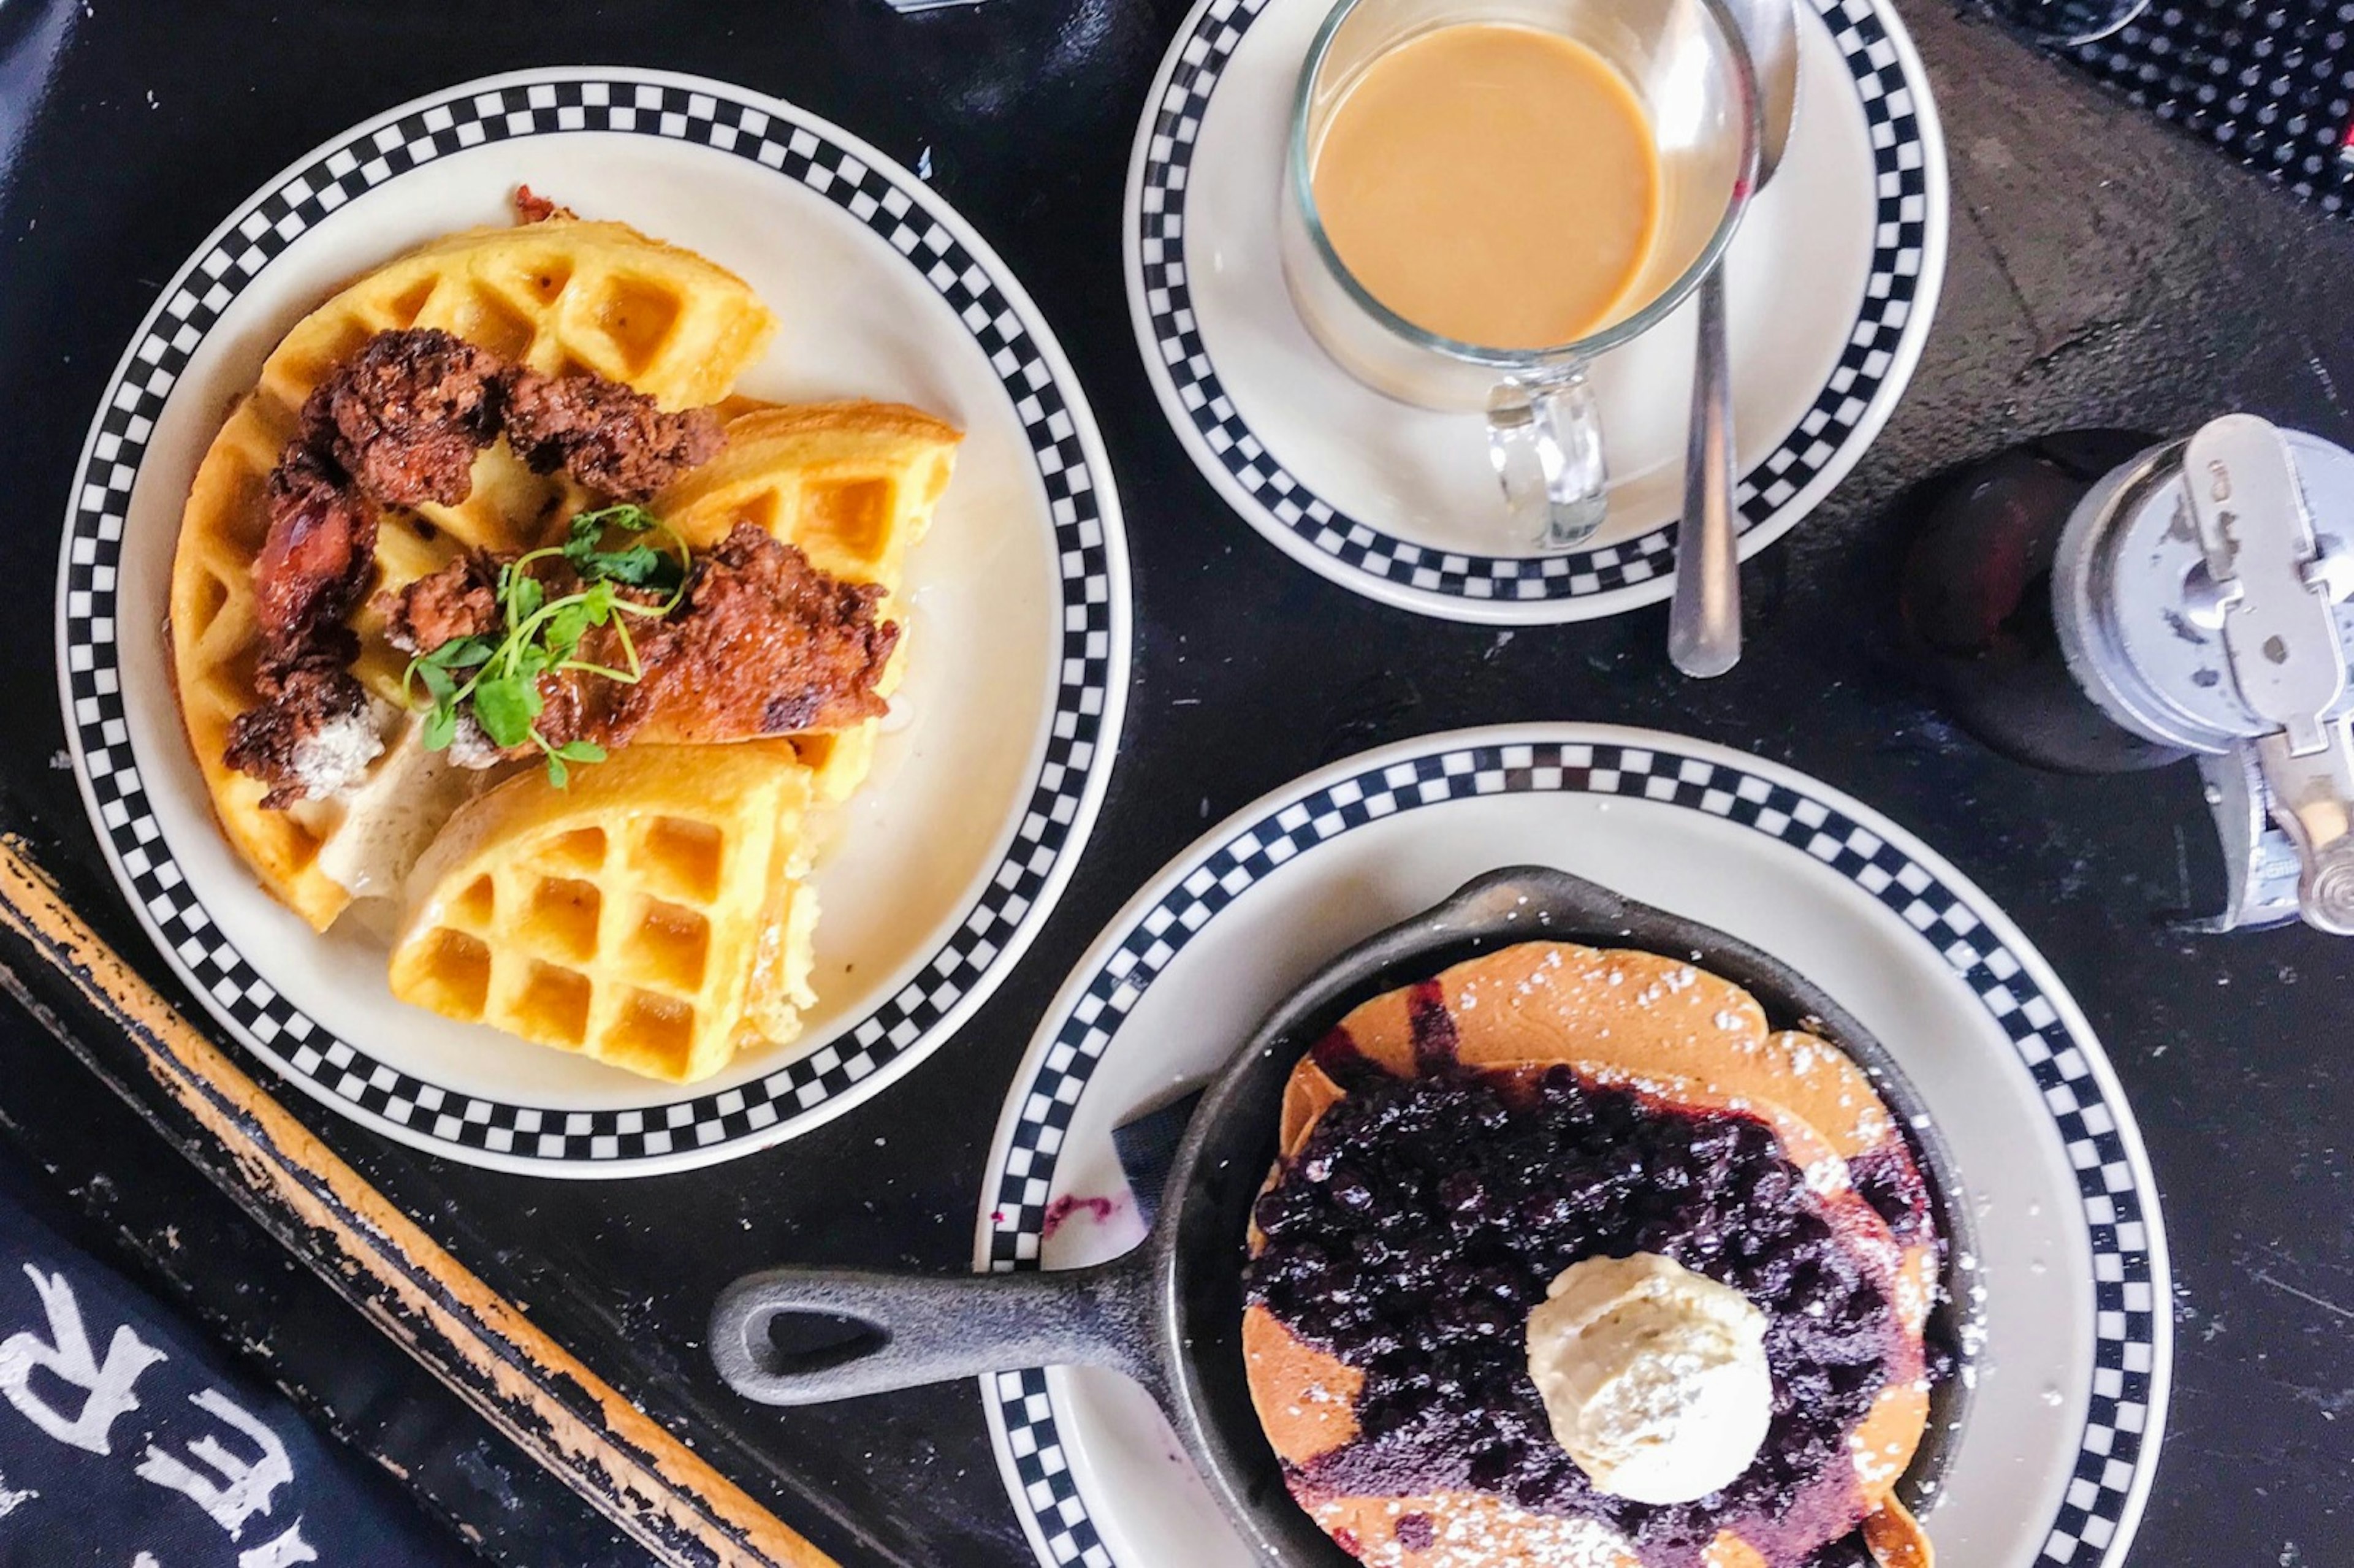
[390,741,820,1084]
[652,401,962,797]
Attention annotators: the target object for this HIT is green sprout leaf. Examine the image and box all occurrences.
[568,501,660,540]
[396,504,693,788]
[563,502,688,593]
[471,674,541,750]
[509,638,554,683]
[543,601,592,661]
[604,544,672,586]
[507,573,546,629]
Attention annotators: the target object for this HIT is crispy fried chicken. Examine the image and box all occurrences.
[298,327,505,508]
[226,324,739,806]
[223,652,381,810]
[251,445,379,649]
[596,523,897,745]
[501,367,725,501]
[379,549,500,655]
[379,524,897,763]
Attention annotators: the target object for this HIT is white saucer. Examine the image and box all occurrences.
[1124,0,1949,623]
[56,69,1130,1177]
[973,725,2167,1568]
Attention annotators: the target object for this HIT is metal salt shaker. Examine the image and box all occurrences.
[2052,414,2354,934]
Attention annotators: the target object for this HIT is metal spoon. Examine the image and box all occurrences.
[1668,0,1800,677]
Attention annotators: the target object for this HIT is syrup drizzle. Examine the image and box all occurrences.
[1309,1023,1379,1089]
[1406,978,1461,1075]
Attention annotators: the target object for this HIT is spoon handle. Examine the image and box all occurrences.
[1670,266,1742,678]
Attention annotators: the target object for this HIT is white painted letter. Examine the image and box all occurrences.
[237,1522,318,1567]
[0,1265,164,1455]
[136,1387,294,1539]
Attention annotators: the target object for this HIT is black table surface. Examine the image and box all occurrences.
[1,2,2350,1564]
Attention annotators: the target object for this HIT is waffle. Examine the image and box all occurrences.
[169,218,779,928]
[388,740,818,1084]
[649,401,961,796]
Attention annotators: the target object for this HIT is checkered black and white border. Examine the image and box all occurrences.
[979,736,2165,1568]
[56,71,1127,1171]
[1130,0,1938,613]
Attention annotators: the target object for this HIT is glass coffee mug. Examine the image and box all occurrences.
[1282,0,1761,549]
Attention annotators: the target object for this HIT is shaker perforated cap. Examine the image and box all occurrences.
[2054,415,2354,934]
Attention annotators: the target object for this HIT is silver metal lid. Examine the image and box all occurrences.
[2054,415,2354,934]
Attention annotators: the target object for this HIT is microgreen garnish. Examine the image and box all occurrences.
[562,503,687,592]
[401,504,689,787]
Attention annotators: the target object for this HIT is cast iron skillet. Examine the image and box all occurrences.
[710,866,1976,1566]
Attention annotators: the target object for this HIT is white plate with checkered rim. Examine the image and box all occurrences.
[972,724,2168,1568]
[54,67,1131,1176]
[1124,0,1948,623]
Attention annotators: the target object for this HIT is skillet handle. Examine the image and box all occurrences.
[710,1250,1163,1406]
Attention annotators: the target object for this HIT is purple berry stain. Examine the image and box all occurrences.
[1042,1193,1118,1239]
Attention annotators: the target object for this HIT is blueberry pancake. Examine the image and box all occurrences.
[1243,943,1942,1568]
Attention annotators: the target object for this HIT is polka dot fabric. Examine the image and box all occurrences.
[2066,0,2354,214]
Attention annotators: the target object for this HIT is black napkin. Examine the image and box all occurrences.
[0,1152,474,1567]
[1110,1089,1204,1229]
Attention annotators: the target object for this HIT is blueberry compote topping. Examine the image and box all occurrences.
[1247,1064,1911,1568]
[1845,1139,1935,1250]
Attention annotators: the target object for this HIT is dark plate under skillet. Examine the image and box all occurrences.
[710,865,1977,1566]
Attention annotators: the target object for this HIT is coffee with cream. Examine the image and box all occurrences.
[1309,23,1663,351]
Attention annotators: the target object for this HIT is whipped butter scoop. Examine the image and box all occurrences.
[1525,1251,1773,1505]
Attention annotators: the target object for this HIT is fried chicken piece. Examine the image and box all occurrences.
[590,524,897,745]
[379,552,501,656]
[381,526,896,769]
[234,440,383,807]
[299,327,505,508]
[252,444,380,648]
[230,327,508,807]
[223,653,381,810]
[514,185,576,224]
[501,367,724,500]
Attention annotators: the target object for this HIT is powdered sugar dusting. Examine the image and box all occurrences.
[1312,1495,1635,1568]
[1893,1263,1933,1336]
[1287,1376,1352,1420]
[1848,1426,1910,1490]
[1849,1103,1892,1149]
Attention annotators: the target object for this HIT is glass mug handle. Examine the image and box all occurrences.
[1486,362,1606,551]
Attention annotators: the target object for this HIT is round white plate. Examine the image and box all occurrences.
[973,726,2168,1568]
[1124,0,1949,623]
[56,68,1130,1177]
